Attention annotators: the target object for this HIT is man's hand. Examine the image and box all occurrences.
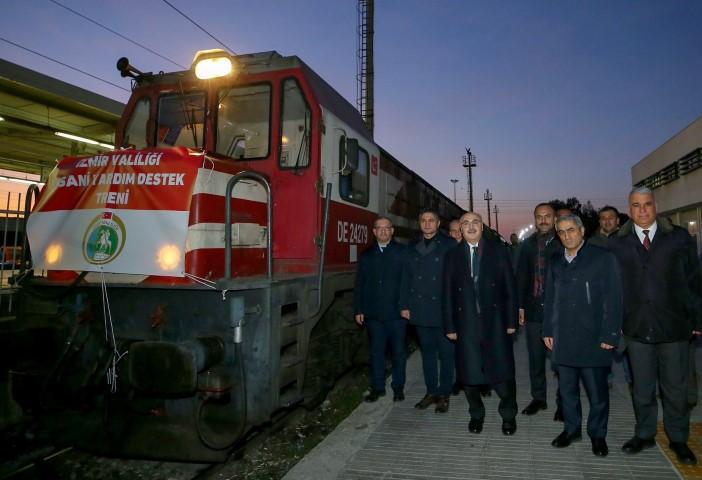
[600,342,614,350]
[401,309,410,320]
[355,314,364,326]
[446,332,457,341]
[519,309,525,326]
[543,337,553,350]
[506,328,516,335]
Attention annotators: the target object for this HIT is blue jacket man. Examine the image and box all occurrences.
[543,214,623,457]
[353,216,407,402]
[400,210,455,412]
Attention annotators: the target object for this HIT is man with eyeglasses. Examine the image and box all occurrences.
[443,212,518,435]
[354,216,408,402]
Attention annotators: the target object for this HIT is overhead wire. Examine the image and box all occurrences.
[47,0,187,70]
[159,0,237,55]
[0,36,130,92]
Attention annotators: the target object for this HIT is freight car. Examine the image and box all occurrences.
[3,50,463,461]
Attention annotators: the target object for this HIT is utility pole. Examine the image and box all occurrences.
[450,179,458,203]
[484,189,493,228]
[462,147,477,211]
[493,204,500,235]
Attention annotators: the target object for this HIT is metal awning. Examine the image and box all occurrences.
[0,58,125,178]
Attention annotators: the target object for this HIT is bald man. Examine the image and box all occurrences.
[443,212,518,435]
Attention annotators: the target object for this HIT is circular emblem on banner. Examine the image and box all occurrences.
[82,212,127,265]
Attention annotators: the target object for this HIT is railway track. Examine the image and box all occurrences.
[1,363,370,480]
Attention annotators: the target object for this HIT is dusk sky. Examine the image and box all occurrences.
[2,0,702,235]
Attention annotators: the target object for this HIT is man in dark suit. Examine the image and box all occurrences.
[609,187,702,464]
[443,212,518,435]
[517,203,563,419]
[400,209,455,412]
[543,214,623,457]
[354,216,408,402]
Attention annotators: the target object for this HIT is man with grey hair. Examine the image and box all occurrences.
[543,214,622,456]
[609,186,702,464]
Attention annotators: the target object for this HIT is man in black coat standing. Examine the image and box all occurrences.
[400,209,455,413]
[354,216,408,402]
[609,187,702,465]
[543,214,623,457]
[517,203,563,419]
[443,212,518,435]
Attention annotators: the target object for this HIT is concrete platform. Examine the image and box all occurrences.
[285,331,701,480]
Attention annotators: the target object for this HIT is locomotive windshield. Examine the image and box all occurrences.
[216,84,271,159]
[157,92,206,149]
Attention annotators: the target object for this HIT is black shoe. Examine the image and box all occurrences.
[452,383,462,395]
[669,442,697,465]
[551,430,582,448]
[365,390,385,402]
[591,438,609,457]
[553,408,564,422]
[393,389,405,402]
[621,436,656,454]
[468,418,484,434]
[521,399,547,415]
[414,393,435,410]
[480,385,492,397]
[502,420,517,436]
[434,396,449,413]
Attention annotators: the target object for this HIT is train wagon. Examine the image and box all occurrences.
[4,49,463,461]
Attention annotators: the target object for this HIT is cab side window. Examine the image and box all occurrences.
[338,136,369,206]
[123,97,150,149]
[279,78,311,169]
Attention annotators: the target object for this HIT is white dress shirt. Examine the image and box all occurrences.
[634,221,657,245]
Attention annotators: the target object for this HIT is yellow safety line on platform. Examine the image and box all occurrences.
[657,422,702,479]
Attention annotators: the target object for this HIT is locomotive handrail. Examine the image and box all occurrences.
[224,171,272,281]
[20,183,41,274]
[310,182,332,318]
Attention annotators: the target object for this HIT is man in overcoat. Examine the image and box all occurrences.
[443,212,518,435]
[353,216,407,402]
[543,214,623,457]
[609,187,702,464]
[517,203,563,419]
[400,209,455,412]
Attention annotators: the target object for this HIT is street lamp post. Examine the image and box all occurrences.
[462,147,477,211]
[484,189,493,228]
[493,204,500,235]
[450,179,459,203]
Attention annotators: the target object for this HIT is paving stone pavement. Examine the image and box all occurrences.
[286,331,698,480]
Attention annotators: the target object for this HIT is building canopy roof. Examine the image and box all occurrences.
[0,58,124,177]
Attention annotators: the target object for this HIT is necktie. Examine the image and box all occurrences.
[642,230,650,250]
[471,246,478,279]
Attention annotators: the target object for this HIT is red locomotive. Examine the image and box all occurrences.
[7,49,462,461]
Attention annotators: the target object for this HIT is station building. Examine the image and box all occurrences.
[632,114,702,252]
